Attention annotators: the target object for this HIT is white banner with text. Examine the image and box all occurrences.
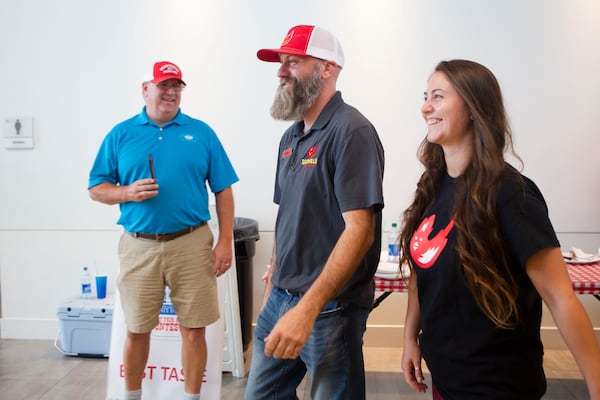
[106,283,224,400]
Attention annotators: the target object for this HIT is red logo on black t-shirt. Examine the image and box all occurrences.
[410,214,455,269]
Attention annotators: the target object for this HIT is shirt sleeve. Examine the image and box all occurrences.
[206,129,239,193]
[88,130,120,189]
[333,124,384,212]
[497,173,560,268]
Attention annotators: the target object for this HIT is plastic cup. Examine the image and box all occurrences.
[95,275,107,299]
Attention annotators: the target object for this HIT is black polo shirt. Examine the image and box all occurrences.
[272,91,385,309]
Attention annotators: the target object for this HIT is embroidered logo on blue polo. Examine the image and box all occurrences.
[178,133,198,142]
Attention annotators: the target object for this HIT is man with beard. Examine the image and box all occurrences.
[245,25,385,400]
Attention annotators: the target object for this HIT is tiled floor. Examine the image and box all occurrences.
[0,339,589,399]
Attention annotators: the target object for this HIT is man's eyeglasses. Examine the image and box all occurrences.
[154,82,186,92]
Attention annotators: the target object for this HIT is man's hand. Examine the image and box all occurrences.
[212,240,233,277]
[264,305,315,359]
[89,179,158,205]
[124,179,158,202]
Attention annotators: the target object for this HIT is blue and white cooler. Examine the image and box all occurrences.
[56,295,114,357]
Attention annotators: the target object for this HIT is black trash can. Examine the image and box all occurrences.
[233,217,259,352]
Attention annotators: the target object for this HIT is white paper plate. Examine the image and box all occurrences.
[375,257,410,279]
[565,255,600,265]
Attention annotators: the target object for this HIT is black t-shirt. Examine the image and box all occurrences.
[272,92,385,309]
[409,165,560,399]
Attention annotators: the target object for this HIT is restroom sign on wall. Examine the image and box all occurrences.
[3,117,34,149]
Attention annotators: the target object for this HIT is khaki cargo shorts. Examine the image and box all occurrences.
[117,224,219,333]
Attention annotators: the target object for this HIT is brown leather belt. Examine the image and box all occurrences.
[128,221,206,241]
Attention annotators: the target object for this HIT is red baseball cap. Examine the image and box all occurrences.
[144,61,186,85]
[257,25,345,68]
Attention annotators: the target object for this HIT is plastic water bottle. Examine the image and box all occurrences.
[388,222,400,262]
[80,266,92,299]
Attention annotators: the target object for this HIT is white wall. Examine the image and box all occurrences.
[1,0,599,347]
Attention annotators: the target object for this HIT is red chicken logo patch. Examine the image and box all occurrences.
[306,145,318,159]
[301,144,320,167]
[410,214,454,269]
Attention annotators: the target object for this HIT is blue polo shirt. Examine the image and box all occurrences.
[88,107,238,233]
[272,92,385,308]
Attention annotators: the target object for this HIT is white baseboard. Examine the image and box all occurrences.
[3,319,598,352]
[362,324,600,350]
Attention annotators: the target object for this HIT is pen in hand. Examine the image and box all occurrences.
[149,154,156,180]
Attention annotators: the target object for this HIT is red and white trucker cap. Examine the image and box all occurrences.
[257,25,345,69]
[143,61,186,85]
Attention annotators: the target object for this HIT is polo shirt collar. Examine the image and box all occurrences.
[136,106,185,127]
[311,91,343,131]
[292,91,343,138]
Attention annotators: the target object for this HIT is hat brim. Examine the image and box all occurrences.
[257,48,311,62]
[150,76,186,85]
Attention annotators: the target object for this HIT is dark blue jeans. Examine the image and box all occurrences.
[244,287,370,400]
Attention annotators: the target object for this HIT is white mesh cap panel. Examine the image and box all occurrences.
[307,26,345,68]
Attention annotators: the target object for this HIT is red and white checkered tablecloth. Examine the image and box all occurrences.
[567,262,600,295]
[375,262,600,295]
[374,276,408,292]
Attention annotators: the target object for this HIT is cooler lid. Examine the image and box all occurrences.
[56,295,114,318]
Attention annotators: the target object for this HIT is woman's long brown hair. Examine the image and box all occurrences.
[399,60,523,329]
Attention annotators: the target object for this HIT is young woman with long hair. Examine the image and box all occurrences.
[400,59,600,399]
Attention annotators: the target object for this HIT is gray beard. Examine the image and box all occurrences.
[270,66,322,121]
